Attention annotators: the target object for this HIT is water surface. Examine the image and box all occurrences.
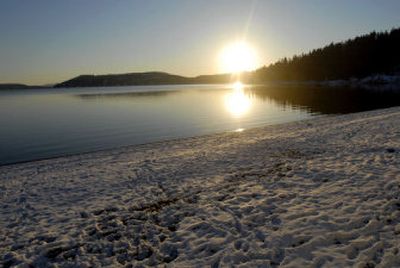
[1,84,399,165]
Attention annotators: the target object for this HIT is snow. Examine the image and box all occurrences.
[1,107,399,267]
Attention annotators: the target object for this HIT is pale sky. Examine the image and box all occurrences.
[0,0,399,85]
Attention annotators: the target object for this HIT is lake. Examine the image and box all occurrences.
[1,83,399,165]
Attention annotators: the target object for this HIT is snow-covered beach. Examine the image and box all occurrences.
[1,107,399,267]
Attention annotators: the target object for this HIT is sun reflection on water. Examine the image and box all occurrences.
[224,82,252,118]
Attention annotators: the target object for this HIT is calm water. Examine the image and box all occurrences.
[1,84,399,165]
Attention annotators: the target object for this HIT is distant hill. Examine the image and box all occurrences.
[0,83,46,90]
[55,72,188,88]
[54,72,232,88]
[252,28,400,82]
[190,73,233,84]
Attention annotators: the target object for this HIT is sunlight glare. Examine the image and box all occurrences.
[219,41,258,74]
[224,82,252,118]
[232,81,244,91]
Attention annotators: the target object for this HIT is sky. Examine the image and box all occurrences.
[0,0,399,85]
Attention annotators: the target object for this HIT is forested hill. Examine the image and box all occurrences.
[0,84,46,90]
[54,72,231,88]
[54,72,191,88]
[252,28,400,82]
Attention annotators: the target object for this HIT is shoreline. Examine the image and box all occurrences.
[1,107,399,267]
[2,73,400,91]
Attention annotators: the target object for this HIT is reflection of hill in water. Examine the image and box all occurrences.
[246,86,400,114]
[76,90,178,100]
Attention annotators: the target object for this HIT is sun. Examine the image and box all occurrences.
[219,41,259,74]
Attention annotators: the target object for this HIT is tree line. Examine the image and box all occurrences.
[252,28,400,82]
